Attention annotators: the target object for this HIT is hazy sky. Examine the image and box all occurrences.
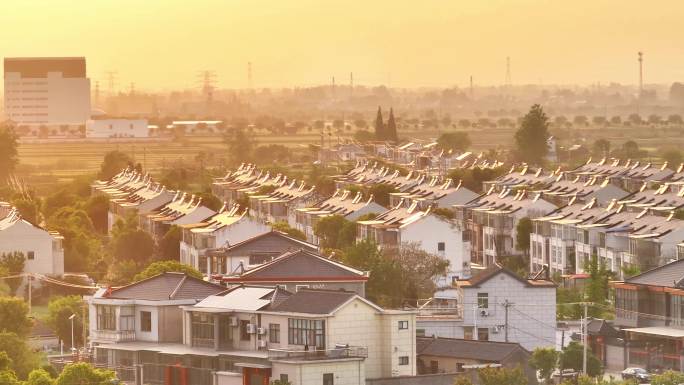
[2,0,683,90]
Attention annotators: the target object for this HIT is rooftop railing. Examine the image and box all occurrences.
[268,346,368,361]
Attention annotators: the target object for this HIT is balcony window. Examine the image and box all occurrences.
[97,306,116,331]
[399,356,409,365]
[323,373,334,385]
[398,320,409,330]
[288,318,325,349]
[120,306,135,331]
[191,312,215,348]
[140,311,152,332]
[269,323,280,343]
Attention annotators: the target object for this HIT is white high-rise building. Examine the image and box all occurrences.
[3,57,91,129]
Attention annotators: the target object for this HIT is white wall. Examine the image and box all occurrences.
[86,119,149,138]
[0,220,63,275]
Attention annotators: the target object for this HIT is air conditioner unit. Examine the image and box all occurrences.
[257,340,267,348]
[479,309,489,317]
[257,327,266,335]
[229,317,238,327]
[246,324,257,334]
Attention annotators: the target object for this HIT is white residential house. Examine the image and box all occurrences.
[390,177,480,209]
[85,119,150,138]
[85,276,416,385]
[0,206,64,275]
[142,192,216,239]
[357,199,472,283]
[179,205,270,276]
[417,265,556,351]
[248,179,317,227]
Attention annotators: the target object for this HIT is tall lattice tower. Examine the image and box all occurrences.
[247,62,253,89]
[198,70,217,112]
[505,56,512,89]
[638,52,644,96]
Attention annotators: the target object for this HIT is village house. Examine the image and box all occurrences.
[179,204,270,276]
[140,192,216,239]
[0,205,64,276]
[389,177,479,209]
[357,199,471,283]
[85,275,416,385]
[417,264,556,351]
[248,179,317,228]
[219,248,368,296]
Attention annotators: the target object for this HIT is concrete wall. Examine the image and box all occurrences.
[272,360,365,385]
[366,373,470,385]
[86,119,149,138]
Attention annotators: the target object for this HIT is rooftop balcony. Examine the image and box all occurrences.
[268,346,368,362]
[91,329,136,342]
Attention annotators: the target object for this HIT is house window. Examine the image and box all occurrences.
[279,374,289,383]
[288,318,325,349]
[140,311,152,332]
[295,285,309,292]
[478,327,489,341]
[240,320,251,341]
[430,360,439,374]
[437,242,445,252]
[269,323,280,343]
[323,373,334,385]
[119,306,135,331]
[191,312,215,348]
[399,356,409,365]
[27,251,35,260]
[398,320,409,330]
[463,326,473,340]
[96,306,116,331]
[477,293,489,309]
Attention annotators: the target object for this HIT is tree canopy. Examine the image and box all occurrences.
[437,132,471,153]
[514,104,550,165]
[46,295,86,348]
[0,124,19,185]
[0,297,32,337]
[133,260,202,282]
[98,150,133,180]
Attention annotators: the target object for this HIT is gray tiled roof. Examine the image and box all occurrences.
[107,272,225,301]
[236,249,366,281]
[626,259,684,288]
[417,337,529,362]
[220,231,317,257]
[268,288,357,314]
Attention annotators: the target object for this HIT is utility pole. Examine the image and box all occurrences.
[247,61,253,89]
[502,300,513,342]
[473,305,479,341]
[27,274,32,315]
[582,302,588,374]
[469,75,474,99]
[637,52,643,115]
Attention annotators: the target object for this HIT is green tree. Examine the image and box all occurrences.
[271,222,306,241]
[622,140,640,159]
[0,252,25,293]
[314,215,356,249]
[55,363,115,385]
[224,127,256,166]
[374,106,385,140]
[0,297,32,337]
[354,130,375,143]
[514,104,550,165]
[386,108,398,142]
[0,124,19,185]
[85,194,110,234]
[651,370,684,385]
[0,332,41,379]
[477,366,527,385]
[195,191,222,212]
[46,295,86,348]
[368,183,397,207]
[662,149,683,168]
[133,260,202,282]
[12,198,40,224]
[26,369,55,385]
[98,150,132,180]
[158,225,181,260]
[437,132,471,153]
[530,347,559,384]
[104,259,141,286]
[112,228,155,262]
[585,255,611,317]
[592,139,611,158]
[559,341,603,377]
[515,217,532,255]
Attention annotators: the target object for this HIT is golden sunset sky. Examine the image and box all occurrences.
[2,0,683,90]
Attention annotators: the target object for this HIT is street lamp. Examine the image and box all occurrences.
[69,314,76,353]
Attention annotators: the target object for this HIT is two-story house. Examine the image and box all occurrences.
[142,192,216,239]
[613,259,684,371]
[389,177,479,209]
[88,281,417,385]
[357,199,472,282]
[248,179,317,228]
[417,264,556,351]
[179,205,270,276]
[0,206,64,276]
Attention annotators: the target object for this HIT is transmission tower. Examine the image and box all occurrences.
[104,71,118,96]
[197,70,217,111]
[350,72,354,98]
[505,56,512,88]
[247,62,253,89]
[638,52,644,96]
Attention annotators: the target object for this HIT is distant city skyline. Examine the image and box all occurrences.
[2,0,684,91]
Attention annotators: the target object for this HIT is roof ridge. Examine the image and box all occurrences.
[169,275,187,300]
